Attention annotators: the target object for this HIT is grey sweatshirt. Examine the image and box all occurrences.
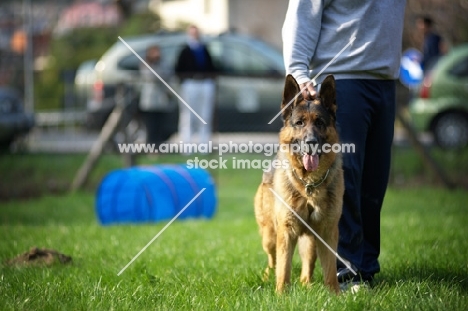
[282,0,406,85]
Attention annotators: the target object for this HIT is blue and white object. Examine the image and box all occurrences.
[400,48,423,88]
[96,165,217,225]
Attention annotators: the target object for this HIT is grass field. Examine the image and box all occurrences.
[1,152,467,310]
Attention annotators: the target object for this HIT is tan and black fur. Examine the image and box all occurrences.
[254,74,344,293]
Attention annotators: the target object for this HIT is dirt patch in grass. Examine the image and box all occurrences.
[4,247,72,266]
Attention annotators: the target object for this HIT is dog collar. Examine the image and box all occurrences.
[292,168,330,196]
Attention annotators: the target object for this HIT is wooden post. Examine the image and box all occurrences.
[70,85,132,191]
[70,105,124,191]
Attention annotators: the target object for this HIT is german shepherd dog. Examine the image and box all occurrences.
[254,74,343,293]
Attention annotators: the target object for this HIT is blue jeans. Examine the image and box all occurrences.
[335,79,396,277]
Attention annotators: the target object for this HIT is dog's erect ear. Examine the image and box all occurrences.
[319,75,337,117]
[281,74,301,121]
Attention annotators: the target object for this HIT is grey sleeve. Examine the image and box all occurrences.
[282,0,325,85]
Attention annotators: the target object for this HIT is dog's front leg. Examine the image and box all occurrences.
[316,224,340,294]
[298,233,316,285]
[275,219,298,293]
[261,225,276,280]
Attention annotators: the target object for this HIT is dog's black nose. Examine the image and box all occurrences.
[304,135,319,154]
[305,137,318,145]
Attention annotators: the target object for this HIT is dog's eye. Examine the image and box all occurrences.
[315,119,325,128]
[295,120,304,127]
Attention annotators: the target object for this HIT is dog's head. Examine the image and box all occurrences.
[279,74,339,172]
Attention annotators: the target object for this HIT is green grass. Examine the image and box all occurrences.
[390,145,468,187]
[1,153,467,310]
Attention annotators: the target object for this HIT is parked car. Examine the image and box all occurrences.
[0,87,35,149]
[80,31,286,142]
[410,44,468,149]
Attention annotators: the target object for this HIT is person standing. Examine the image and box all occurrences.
[417,15,445,72]
[139,45,172,146]
[282,0,406,287]
[175,25,216,147]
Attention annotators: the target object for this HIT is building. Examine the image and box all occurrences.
[149,0,288,49]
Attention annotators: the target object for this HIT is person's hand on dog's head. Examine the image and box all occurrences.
[300,82,317,100]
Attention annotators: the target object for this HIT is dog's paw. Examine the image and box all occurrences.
[300,274,313,286]
[275,284,286,293]
[275,281,291,294]
[263,266,273,282]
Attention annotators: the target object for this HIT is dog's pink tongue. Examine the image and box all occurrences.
[303,153,319,171]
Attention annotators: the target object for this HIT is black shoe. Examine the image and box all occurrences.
[337,265,374,283]
[337,264,358,282]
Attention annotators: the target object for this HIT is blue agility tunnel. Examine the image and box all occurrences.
[96,165,217,225]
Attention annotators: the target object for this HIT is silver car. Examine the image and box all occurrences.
[81,31,286,141]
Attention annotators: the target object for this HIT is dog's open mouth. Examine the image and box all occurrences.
[291,140,320,171]
[302,152,319,171]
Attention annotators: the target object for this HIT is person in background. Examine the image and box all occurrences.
[417,15,445,72]
[139,45,172,146]
[282,0,406,290]
[175,25,216,147]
